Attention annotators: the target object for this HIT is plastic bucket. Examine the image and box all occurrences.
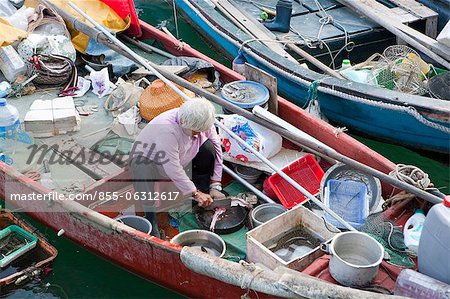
[115,215,152,235]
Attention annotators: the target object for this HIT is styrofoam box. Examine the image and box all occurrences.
[247,205,339,271]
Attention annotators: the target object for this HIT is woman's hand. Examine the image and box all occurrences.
[194,191,214,207]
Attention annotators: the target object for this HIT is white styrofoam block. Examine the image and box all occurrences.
[52,96,75,110]
[24,109,53,122]
[28,99,52,110]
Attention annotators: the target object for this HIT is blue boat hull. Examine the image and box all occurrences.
[176,0,450,153]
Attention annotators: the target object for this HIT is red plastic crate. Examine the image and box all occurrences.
[267,154,324,209]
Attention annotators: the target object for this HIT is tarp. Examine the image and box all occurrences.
[24,0,130,53]
[0,18,27,46]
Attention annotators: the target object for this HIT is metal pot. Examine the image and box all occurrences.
[251,203,287,227]
[170,230,226,257]
[321,231,384,287]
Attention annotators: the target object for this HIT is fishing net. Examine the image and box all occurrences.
[358,212,415,268]
[369,45,429,95]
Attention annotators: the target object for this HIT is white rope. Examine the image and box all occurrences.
[389,164,435,191]
[318,87,450,134]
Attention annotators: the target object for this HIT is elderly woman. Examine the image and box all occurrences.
[129,97,224,237]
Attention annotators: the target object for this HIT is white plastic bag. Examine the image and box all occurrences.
[0,0,16,17]
[3,6,34,30]
[90,67,115,98]
[218,114,282,162]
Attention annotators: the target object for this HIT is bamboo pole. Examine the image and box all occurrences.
[282,41,347,79]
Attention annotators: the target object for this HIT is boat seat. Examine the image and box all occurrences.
[356,0,439,38]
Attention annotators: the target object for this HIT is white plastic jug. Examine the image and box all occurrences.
[0,45,27,82]
[418,196,450,284]
[403,209,425,254]
[0,97,20,155]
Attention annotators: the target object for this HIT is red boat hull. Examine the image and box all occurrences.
[0,21,397,298]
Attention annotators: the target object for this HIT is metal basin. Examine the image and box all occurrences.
[170,230,226,257]
[320,163,382,213]
[235,165,262,184]
[251,203,287,227]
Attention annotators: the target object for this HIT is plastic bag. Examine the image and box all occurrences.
[218,114,282,162]
[17,34,76,62]
[3,6,34,31]
[0,0,16,17]
[90,67,114,98]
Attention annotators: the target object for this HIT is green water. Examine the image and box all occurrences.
[3,1,449,298]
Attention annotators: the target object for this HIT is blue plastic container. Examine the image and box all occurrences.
[324,179,369,229]
[221,80,269,113]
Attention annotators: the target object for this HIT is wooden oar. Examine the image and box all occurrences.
[41,0,443,206]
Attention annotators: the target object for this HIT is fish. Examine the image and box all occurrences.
[209,207,226,231]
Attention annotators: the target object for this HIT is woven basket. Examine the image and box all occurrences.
[139,79,193,121]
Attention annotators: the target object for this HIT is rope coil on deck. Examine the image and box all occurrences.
[383,164,440,209]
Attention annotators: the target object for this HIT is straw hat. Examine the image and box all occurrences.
[138,79,194,121]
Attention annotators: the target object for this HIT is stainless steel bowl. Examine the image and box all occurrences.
[251,203,287,227]
[170,230,226,257]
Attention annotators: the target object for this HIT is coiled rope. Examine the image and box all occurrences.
[389,164,436,191]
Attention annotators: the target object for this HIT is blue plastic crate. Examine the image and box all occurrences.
[324,180,368,229]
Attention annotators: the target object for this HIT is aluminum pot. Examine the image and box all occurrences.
[170,229,226,257]
[321,231,384,286]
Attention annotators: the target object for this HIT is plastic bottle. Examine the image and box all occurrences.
[403,209,425,254]
[339,59,377,85]
[0,45,27,82]
[0,96,20,155]
[418,196,450,284]
[340,59,351,71]
[394,269,450,298]
[232,50,246,76]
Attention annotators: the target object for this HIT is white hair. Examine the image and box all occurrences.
[179,97,215,132]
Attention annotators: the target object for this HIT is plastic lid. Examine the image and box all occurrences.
[0,98,6,107]
[444,195,450,208]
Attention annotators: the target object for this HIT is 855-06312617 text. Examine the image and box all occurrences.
[9,191,180,202]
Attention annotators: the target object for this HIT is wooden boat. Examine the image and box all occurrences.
[0,209,58,291]
[175,0,450,154]
[0,3,438,297]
